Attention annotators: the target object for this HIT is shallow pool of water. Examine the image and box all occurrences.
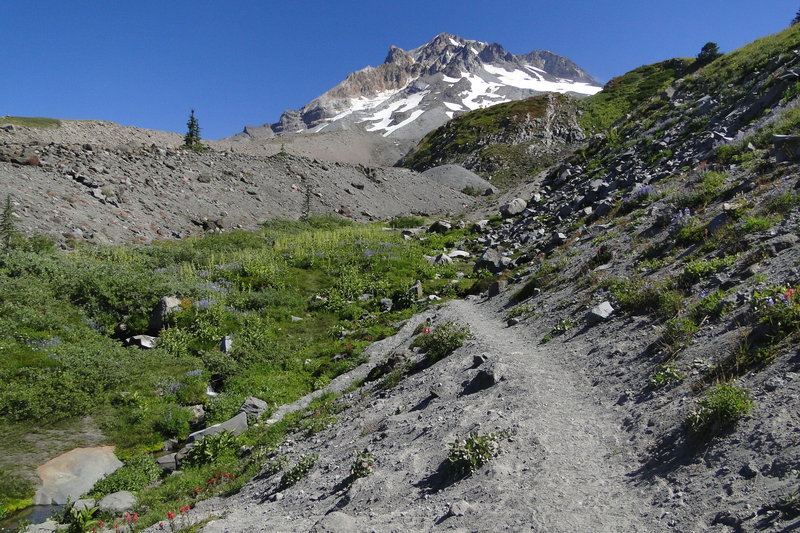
[0,504,61,532]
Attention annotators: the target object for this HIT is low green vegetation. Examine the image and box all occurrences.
[350,449,376,480]
[88,455,161,499]
[578,59,692,134]
[279,454,318,489]
[447,431,505,478]
[0,116,61,129]
[403,96,554,171]
[687,383,753,435]
[410,321,471,362]
[0,215,483,520]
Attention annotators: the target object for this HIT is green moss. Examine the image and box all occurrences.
[0,116,61,129]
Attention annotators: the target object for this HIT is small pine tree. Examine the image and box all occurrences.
[1,194,18,251]
[184,109,202,149]
[696,42,722,66]
[793,8,800,25]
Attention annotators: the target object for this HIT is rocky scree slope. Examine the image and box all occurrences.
[155,26,800,533]
[0,120,474,244]
[231,33,600,151]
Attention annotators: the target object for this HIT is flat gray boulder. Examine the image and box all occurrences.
[586,301,615,324]
[34,446,122,505]
[98,491,136,514]
[72,498,96,511]
[500,198,527,217]
[239,396,269,422]
[186,411,248,444]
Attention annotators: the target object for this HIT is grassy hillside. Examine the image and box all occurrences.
[402,96,554,171]
[0,216,482,521]
[0,116,61,129]
[577,58,693,134]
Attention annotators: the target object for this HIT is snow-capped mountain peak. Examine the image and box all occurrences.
[235,33,601,143]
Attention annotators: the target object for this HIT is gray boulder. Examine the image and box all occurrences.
[149,296,182,333]
[125,334,157,349]
[772,134,800,163]
[474,248,506,274]
[487,280,507,298]
[72,498,96,512]
[186,411,248,444]
[156,453,178,473]
[239,396,270,422]
[427,220,452,234]
[97,491,137,514]
[499,198,527,217]
[379,298,393,312]
[586,301,615,324]
[433,253,453,265]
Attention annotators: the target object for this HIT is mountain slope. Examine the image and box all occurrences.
[232,33,601,145]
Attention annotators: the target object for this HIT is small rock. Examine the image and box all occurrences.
[499,198,526,217]
[427,220,452,234]
[379,298,393,312]
[97,491,137,514]
[156,453,178,473]
[488,280,507,298]
[586,301,615,324]
[219,335,233,353]
[126,335,157,349]
[739,462,759,479]
[239,396,270,422]
[448,500,472,517]
[72,498,96,512]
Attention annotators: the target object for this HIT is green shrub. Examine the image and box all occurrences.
[660,317,699,351]
[350,450,376,480]
[751,286,800,340]
[511,260,562,302]
[279,454,318,489]
[690,289,732,322]
[410,322,471,362]
[88,455,161,498]
[603,278,683,320]
[688,383,752,434]
[154,405,192,440]
[648,363,684,388]
[447,432,504,477]
[181,431,240,468]
[678,255,737,288]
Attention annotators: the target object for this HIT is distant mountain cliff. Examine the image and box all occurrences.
[232,33,600,143]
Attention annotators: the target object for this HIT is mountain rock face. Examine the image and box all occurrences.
[234,33,601,144]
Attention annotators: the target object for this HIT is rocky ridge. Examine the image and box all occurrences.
[231,33,600,148]
[0,120,475,244]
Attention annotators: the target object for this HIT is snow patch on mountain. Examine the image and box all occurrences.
[232,33,602,144]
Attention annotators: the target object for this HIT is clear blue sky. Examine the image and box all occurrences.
[2,1,798,139]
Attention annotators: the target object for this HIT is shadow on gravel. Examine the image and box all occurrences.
[414,459,459,495]
[631,426,725,480]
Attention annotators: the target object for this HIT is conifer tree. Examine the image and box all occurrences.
[184,109,202,149]
[0,194,18,251]
[793,8,800,25]
[696,42,722,66]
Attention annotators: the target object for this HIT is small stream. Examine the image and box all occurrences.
[0,504,61,532]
